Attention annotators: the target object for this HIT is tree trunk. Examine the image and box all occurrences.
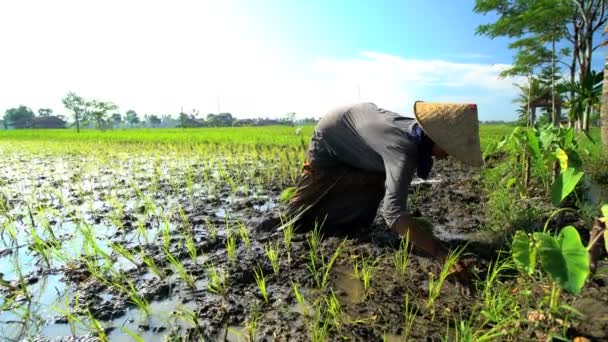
[75,113,80,133]
[552,36,558,127]
[602,47,608,155]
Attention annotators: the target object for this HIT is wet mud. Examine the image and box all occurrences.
[1,151,607,341]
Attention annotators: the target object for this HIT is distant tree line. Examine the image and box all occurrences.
[2,92,317,130]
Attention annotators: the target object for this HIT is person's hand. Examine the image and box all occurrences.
[450,261,474,298]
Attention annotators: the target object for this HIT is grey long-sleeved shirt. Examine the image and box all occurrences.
[307,102,420,228]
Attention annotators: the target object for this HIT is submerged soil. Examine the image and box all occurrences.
[1,152,607,341]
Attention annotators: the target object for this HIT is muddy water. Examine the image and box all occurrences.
[2,146,607,341]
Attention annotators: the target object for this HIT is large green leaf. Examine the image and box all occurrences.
[551,167,584,206]
[512,231,536,275]
[534,226,589,294]
[525,129,541,160]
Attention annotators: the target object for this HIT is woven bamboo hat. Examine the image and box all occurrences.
[413,101,483,167]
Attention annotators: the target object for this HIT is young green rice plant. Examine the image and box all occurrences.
[393,233,411,276]
[264,241,281,274]
[178,205,191,231]
[427,248,464,313]
[253,266,269,304]
[320,239,346,289]
[86,307,109,342]
[135,219,150,245]
[226,234,237,266]
[404,293,419,341]
[121,327,145,342]
[113,272,151,316]
[184,233,198,265]
[110,243,139,268]
[165,249,196,290]
[244,307,261,341]
[481,259,519,324]
[324,289,342,330]
[281,216,294,263]
[291,281,309,317]
[162,216,172,252]
[310,302,330,342]
[353,254,380,292]
[204,217,218,242]
[237,221,251,250]
[207,263,228,296]
[139,249,165,279]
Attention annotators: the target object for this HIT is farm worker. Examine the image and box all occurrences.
[285,101,482,291]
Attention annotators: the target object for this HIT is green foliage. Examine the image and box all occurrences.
[551,167,584,206]
[511,231,536,275]
[4,105,35,128]
[279,186,297,203]
[512,226,590,294]
[534,226,589,294]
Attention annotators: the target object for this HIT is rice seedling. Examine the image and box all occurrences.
[320,239,346,289]
[110,243,139,268]
[404,293,418,341]
[244,307,261,341]
[324,289,342,330]
[86,307,109,342]
[226,234,238,266]
[207,263,228,296]
[281,216,294,263]
[165,250,196,290]
[428,247,464,312]
[237,221,251,250]
[253,266,269,304]
[139,249,165,279]
[204,217,218,241]
[264,241,281,274]
[291,281,309,317]
[393,233,411,276]
[310,303,330,342]
[481,259,519,324]
[162,216,172,252]
[121,327,145,342]
[184,232,198,265]
[353,254,380,291]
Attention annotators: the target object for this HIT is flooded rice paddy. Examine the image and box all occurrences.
[0,141,607,341]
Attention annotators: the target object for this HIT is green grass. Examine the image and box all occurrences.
[0,124,515,149]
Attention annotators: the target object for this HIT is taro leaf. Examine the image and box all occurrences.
[525,129,541,160]
[551,167,584,206]
[600,204,608,223]
[563,128,574,148]
[534,226,589,295]
[604,230,608,255]
[512,231,536,275]
[554,148,568,171]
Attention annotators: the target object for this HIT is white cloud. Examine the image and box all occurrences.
[0,1,519,121]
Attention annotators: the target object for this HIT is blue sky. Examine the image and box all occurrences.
[0,0,604,121]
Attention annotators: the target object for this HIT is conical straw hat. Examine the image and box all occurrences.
[413,101,483,167]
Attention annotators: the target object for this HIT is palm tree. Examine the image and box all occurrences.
[513,77,551,126]
[557,70,603,131]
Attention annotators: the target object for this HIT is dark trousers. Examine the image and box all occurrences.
[285,162,386,232]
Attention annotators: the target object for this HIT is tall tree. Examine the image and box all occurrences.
[601,23,608,154]
[110,113,122,128]
[88,100,118,130]
[474,0,607,130]
[145,114,161,128]
[37,108,53,117]
[4,105,35,128]
[125,110,140,127]
[62,92,87,133]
